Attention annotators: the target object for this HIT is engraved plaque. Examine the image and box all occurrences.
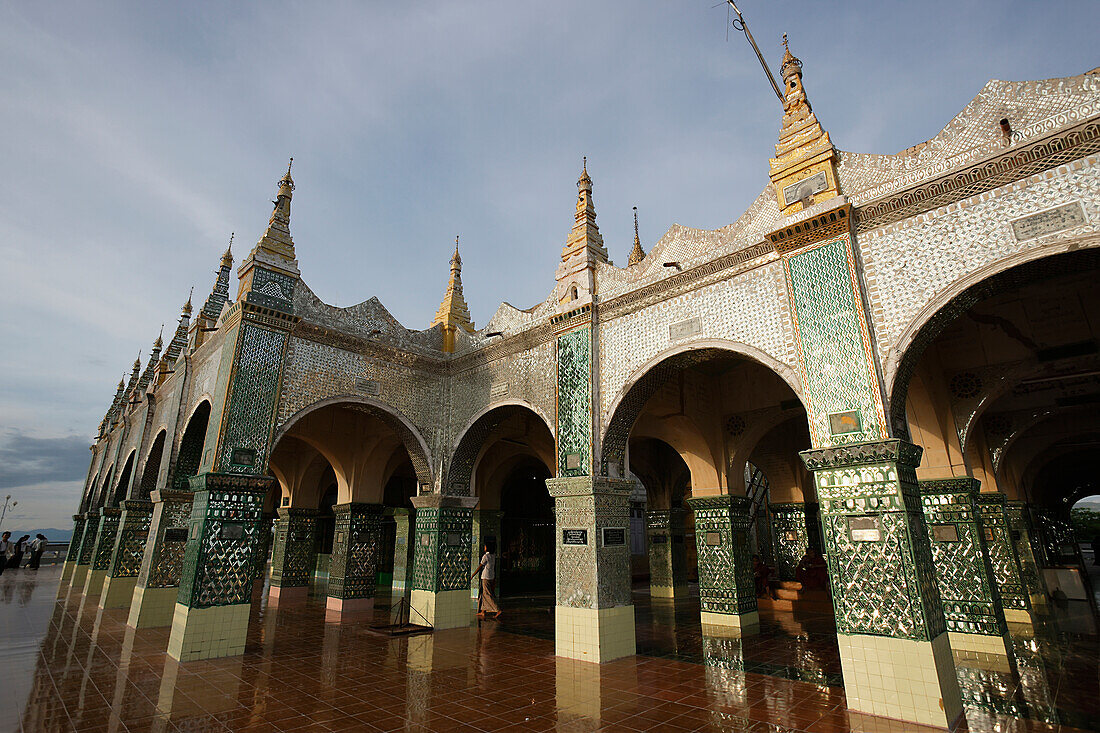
[848,516,881,542]
[602,527,626,547]
[230,448,256,467]
[565,453,581,470]
[490,382,509,399]
[164,528,188,543]
[220,523,245,540]
[1011,202,1086,241]
[445,532,464,547]
[335,532,345,545]
[669,317,702,341]
[930,524,959,543]
[782,171,828,206]
[650,534,668,545]
[783,530,799,542]
[705,531,722,547]
[420,533,431,547]
[562,529,588,545]
[355,378,380,396]
[828,410,863,435]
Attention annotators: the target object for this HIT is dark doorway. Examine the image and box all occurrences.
[500,458,554,595]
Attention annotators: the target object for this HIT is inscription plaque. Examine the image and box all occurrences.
[705,531,722,547]
[1011,202,1086,241]
[565,452,581,470]
[783,530,799,542]
[602,527,626,547]
[164,528,188,542]
[230,448,256,467]
[930,524,959,543]
[848,516,882,542]
[220,523,245,540]
[669,317,702,341]
[445,532,464,547]
[650,534,668,545]
[355,378,380,396]
[562,529,588,545]
[782,170,828,206]
[420,533,431,547]
[828,410,863,436]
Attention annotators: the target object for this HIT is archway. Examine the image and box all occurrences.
[112,451,136,506]
[138,430,167,498]
[173,401,211,489]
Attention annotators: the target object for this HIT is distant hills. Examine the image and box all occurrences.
[0,528,72,543]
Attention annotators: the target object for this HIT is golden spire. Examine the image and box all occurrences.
[182,289,193,317]
[221,233,234,268]
[153,326,163,351]
[561,157,608,263]
[247,159,297,269]
[627,206,645,266]
[431,236,475,353]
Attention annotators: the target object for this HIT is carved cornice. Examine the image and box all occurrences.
[545,476,635,498]
[854,116,1100,234]
[917,477,981,496]
[685,495,753,513]
[768,204,852,254]
[800,439,923,471]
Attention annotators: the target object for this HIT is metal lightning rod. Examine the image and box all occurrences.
[726,1,784,103]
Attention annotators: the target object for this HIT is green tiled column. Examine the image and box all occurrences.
[128,489,194,628]
[686,496,757,629]
[975,494,1033,625]
[327,503,384,614]
[470,509,503,600]
[391,508,414,594]
[61,514,87,583]
[918,479,1010,657]
[770,502,820,581]
[1006,501,1048,609]
[166,474,271,661]
[409,495,476,629]
[646,508,689,598]
[802,440,963,728]
[101,499,153,609]
[70,510,99,591]
[87,508,122,596]
[549,476,636,662]
[269,508,318,603]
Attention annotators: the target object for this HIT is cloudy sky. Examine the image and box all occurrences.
[0,1,1096,532]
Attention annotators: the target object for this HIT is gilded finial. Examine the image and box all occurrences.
[153,326,163,350]
[221,233,234,267]
[133,355,141,372]
[628,206,646,266]
[782,33,788,51]
[780,33,802,78]
[633,206,640,244]
[579,156,591,185]
[118,379,125,390]
[451,235,462,270]
[183,289,193,316]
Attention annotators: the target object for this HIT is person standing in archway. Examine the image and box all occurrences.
[471,541,502,618]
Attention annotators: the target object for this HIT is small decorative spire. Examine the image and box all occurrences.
[132,356,141,373]
[561,156,607,264]
[780,33,802,79]
[182,289,193,316]
[221,232,234,268]
[154,325,164,350]
[628,206,646,266]
[578,156,591,187]
[451,235,461,271]
[432,235,475,353]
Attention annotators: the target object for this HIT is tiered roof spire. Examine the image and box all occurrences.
[201,234,235,322]
[561,157,608,264]
[247,159,297,268]
[627,206,645,266]
[432,236,476,353]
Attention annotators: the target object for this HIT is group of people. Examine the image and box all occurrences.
[0,532,49,574]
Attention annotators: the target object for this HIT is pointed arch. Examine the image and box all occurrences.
[447,400,555,497]
[138,430,167,498]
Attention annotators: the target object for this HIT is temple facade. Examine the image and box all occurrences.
[63,50,1100,730]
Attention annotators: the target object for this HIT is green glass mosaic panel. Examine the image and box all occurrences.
[769,503,818,581]
[216,323,288,475]
[178,481,267,608]
[329,504,383,600]
[687,496,757,616]
[784,235,885,447]
[91,511,121,571]
[77,514,99,565]
[66,516,87,562]
[247,268,296,312]
[919,481,1006,637]
[106,501,152,578]
[556,327,591,477]
[270,510,318,588]
[411,507,472,593]
[139,495,194,588]
[975,495,1030,612]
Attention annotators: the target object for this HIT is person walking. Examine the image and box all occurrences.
[26,534,48,570]
[7,535,29,570]
[471,541,502,618]
[0,532,12,576]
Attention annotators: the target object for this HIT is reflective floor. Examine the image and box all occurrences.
[4,567,1098,733]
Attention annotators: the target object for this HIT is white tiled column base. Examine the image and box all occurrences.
[410,589,472,629]
[127,586,179,628]
[837,632,963,729]
[700,610,759,630]
[100,576,137,609]
[555,605,636,663]
[69,564,90,589]
[60,561,76,583]
[1003,608,1033,625]
[649,583,689,599]
[166,603,251,661]
[84,569,107,597]
[948,631,1010,657]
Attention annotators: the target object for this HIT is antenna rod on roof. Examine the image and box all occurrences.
[727,1,784,103]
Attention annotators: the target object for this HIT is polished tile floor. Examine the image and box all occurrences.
[3,566,1098,733]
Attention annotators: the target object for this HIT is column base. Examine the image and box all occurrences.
[1003,608,1033,625]
[326,596,374,615]
[649,583,690,599]
[410,589,472,629]
[948,631,1011,657]
[60,561,76,583]
[555,605,636,663]
[100,576,138,610]
[85,569,107,596]
[166,603,251,661]
[268,585,308,605]
[70,563,90,589]
[128,585,179,628]
[700,610,759,631]
[837,632,963,729]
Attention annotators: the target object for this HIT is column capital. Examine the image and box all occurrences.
[800,439,923,471]
[120,498,154,512]
[333,502,384,517]
[101,506,123,517]
[546,476,634,499]
[277,507,320,519]
[685,494,753,514]
[410,494,478,510]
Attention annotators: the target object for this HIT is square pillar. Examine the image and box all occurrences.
[86,507,122,597]
[269,508,319,603]
[918,479,1011,657]
[470,509,502,600]
[548,476,636,663]
[770,502,821,581]
[166,473,271,661]
[70,510,99,590]
[101,499,154,609]
[127,489,194,628]
[975,494,1034,625]
[645,508,690,598]
[409,495,477,629]
[61,514,87,583]
[686,495,758,629]
[327,503,384,614]
[802,440,963,729]
[1005,501,1049,609]
[390,508,414,594]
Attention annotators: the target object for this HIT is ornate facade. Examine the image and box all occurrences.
[64,54,1100,730]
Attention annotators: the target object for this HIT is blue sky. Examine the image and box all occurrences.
[0,1,1097,532]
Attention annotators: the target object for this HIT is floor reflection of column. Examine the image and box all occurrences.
[701,623,749,726]
[647,598,680,655]
[405,634,435,730]
[555,657,604,731]
[154,656,244,730]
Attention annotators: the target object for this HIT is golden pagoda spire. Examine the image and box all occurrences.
[431,235,475,353]
[183,289,193,317]
[221,232,234,268]
[561,157,608,263]
[627,206,645,266]
[244,159,298,274]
